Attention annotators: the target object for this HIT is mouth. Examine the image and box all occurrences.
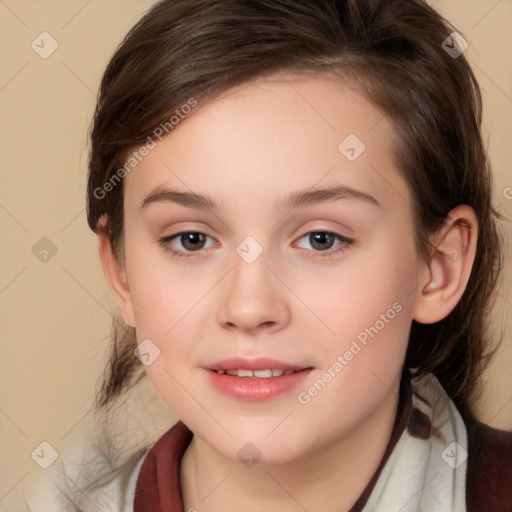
[212,368,303,378]
[204,358,313,400]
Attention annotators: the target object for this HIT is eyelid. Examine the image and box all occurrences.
[294,226,353,241]
[292,221,354,244]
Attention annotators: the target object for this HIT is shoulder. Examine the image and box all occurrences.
[464,413,512,512]
[122,449,151,511]
[22,438,151,512]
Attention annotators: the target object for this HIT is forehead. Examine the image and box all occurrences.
[123,73,410,216]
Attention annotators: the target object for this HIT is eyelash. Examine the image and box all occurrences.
[158,230,354,259]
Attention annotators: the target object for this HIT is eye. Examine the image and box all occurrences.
[159,230,353,259]
[294,231,353,257]
[159,231,217,257]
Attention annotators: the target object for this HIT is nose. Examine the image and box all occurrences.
[216,250,291,335]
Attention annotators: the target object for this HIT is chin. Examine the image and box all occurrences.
[209,423,314,467]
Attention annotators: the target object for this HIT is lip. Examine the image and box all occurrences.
[207,357,307,372]
[204,357,313,401]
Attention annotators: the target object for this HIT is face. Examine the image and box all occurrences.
[118,74,425,465]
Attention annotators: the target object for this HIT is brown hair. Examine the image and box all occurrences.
[87,0,503,418]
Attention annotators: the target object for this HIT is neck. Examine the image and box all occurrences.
[180,378,402,512]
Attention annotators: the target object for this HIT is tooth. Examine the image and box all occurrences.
[253,369,273,378]
[271,369,284,377]
[226,369,238,376]
[237,369,254,378]
[216,370,225,375]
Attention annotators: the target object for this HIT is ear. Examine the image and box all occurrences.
[97,228,136,327]
[412,205,478,324]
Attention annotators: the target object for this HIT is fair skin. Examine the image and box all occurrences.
[99,73,477,511]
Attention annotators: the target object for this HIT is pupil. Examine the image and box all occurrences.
[311,232,333,250]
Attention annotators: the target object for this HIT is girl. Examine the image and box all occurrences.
[32,0,512,510]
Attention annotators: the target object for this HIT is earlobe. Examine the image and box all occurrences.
[412,205,478,325]
[97,230,136,327]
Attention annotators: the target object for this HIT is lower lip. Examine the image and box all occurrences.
[205,369,313,401]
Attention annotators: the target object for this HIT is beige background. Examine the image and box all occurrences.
[1,0,511,509]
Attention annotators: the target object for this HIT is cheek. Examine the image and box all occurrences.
[294,231,417,392]
[124,239,221,402]
[297,233,417,342]
[124,236,215,337]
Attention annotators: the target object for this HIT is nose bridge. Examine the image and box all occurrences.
[216,237,290,333]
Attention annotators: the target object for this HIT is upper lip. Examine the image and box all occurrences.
[206,357,309,371]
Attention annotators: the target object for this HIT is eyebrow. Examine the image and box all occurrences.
[282,185,381,210]
[140,184,381,211]
[141,186,217,211]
